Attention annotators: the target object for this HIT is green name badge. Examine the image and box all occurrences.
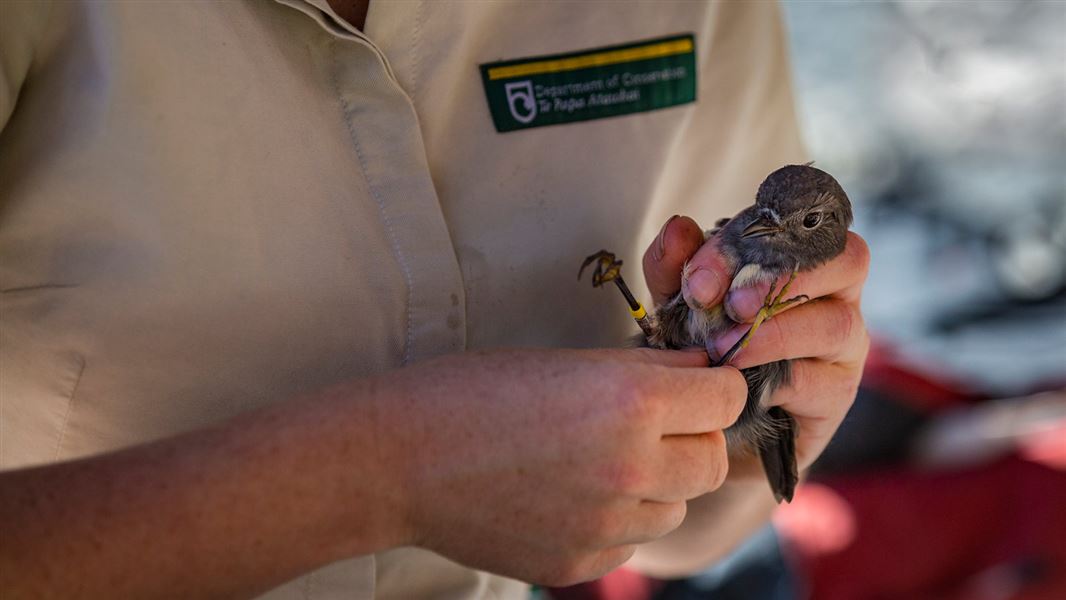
[480,34,697,133]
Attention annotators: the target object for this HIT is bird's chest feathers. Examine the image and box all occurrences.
[683,303,726,344]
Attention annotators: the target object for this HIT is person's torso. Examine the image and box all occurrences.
[0,1,805,597]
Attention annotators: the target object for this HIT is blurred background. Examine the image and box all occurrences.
[554,1,1066,599]
[791,0,1065,393]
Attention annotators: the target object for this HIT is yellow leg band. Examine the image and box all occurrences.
[629,304,648,320]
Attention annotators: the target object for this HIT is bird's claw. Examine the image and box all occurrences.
[578,250,623,288]
[714,268,809,367]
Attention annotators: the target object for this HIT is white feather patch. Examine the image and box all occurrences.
[730,263,773,291]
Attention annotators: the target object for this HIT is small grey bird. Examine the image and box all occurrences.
[581,164,853,503]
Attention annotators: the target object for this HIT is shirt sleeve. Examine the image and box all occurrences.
[0,1,52,133]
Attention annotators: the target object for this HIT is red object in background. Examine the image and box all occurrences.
[548,567,660,600]
[1019,422,1066,470]
[780,455,1066,600]
[555,455,1066,600]
[860,340,980,413]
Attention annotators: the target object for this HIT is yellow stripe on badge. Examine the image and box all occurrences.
[487,38,694,81]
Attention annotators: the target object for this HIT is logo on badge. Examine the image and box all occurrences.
[504,81,537,124]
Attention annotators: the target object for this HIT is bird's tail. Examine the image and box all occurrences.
[759,406,799,503]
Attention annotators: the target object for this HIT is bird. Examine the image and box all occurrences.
[580,164,853,503]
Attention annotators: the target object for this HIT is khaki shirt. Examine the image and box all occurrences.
[0,0,805,597]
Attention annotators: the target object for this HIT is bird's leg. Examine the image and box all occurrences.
[579,250,655,338]
[766,266,810,317]
[578,250,624,287]
[714,267,809,367]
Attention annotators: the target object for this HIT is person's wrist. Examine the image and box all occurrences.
[317,373,421,555]
[363,373,423,550]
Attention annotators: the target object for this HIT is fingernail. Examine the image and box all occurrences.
[726,285,769,323]
[709,327,746,363]
[652,215,679,262]
[682,267,722,308]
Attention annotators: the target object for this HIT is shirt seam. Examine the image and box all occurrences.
[52,355,86,461]
[328,40,415,365]
[407,0,427,103]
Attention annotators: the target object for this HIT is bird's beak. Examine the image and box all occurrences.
[741,217,781,239]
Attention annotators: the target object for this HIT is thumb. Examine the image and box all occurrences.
[641,216,705,306]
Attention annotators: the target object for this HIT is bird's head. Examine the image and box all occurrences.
[733,165,853,271]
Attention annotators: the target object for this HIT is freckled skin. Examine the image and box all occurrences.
[650,164,853,502]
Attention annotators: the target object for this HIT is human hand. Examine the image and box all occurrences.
[369,348,746,585]
[642,215,870,474]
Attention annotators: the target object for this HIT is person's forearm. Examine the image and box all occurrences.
[0,379,409,599]
[627,478,777,578]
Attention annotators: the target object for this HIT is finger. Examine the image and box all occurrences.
[679,234,735,310]
[709,298,868,369]
[571,348,707,370]
[618,501,688,544]
[726,232,871,323]
[656,365,747,435]
[769,359,859,425]
[572,545,641,583]
[765,359,862,465]
[541,545,638,587]
[642,432,729,502]
[641,215,705,306]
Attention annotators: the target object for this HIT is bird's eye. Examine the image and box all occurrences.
[803,212,822,229]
